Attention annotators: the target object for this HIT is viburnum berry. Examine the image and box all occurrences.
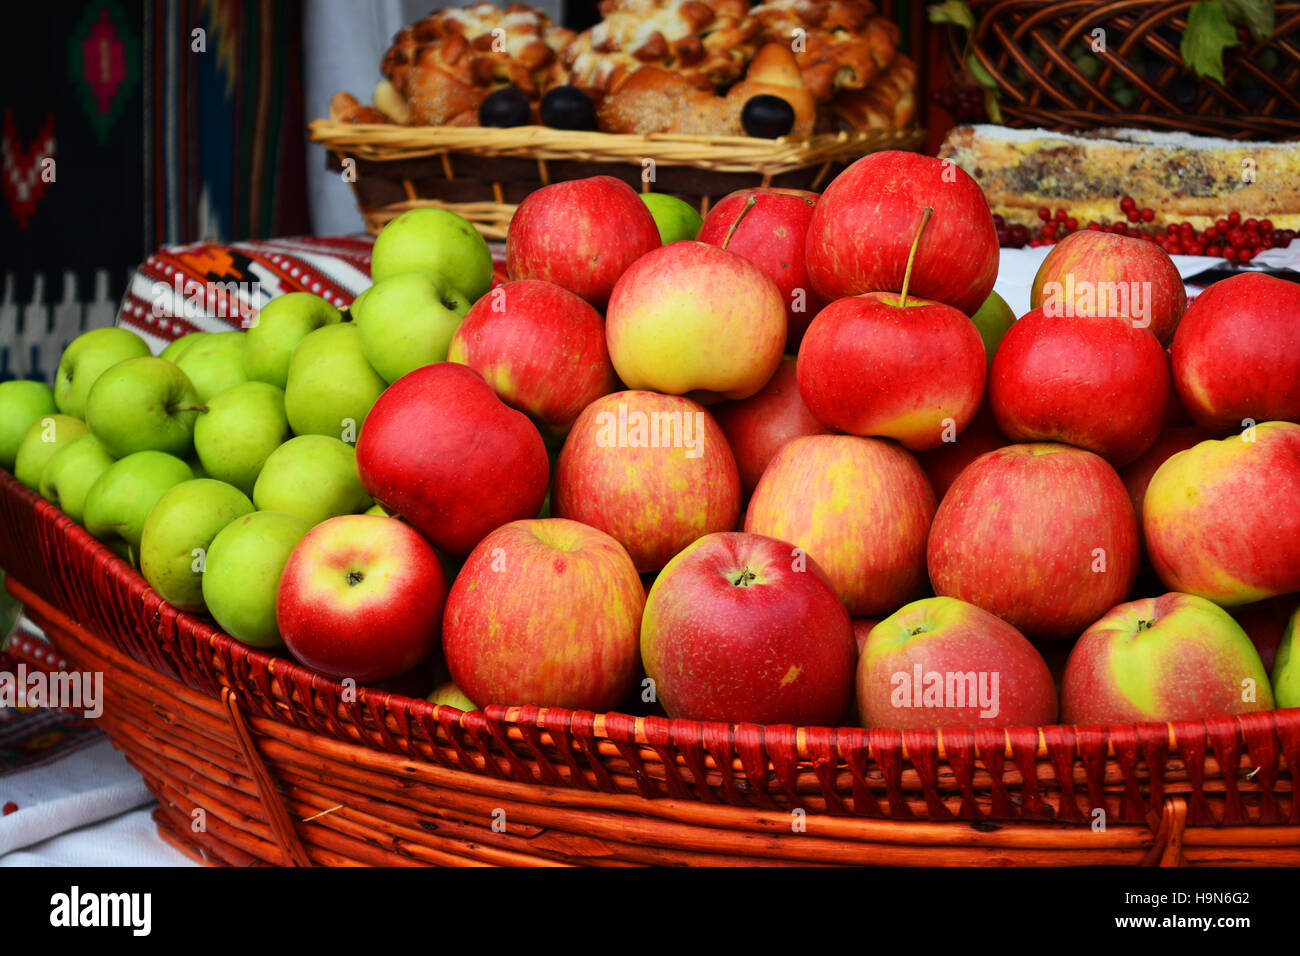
[1120,196,1136,211]
[1038,206,1051,221]
[1228,210,1242,225]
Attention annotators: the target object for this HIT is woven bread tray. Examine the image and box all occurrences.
[947,0,1300,139]
[307,121,925,239]
[2,470,1298,866]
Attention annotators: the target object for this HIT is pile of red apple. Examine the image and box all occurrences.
[7,150,1300,731]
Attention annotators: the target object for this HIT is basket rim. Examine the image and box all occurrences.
[306,118,926,172]
[8,471,1297,768]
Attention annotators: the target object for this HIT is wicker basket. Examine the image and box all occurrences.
[946,0,1300,139]
[2,471,1298,866]
[307,122,925,239]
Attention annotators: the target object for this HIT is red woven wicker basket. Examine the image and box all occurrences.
[2,470,1297,866]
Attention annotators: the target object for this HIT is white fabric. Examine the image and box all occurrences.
[0,738,169,861]
[0,807,193,867]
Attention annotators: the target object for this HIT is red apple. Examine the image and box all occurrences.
[641,531,856,725]
[1230,594,1300,673]
[857,597,1057,729]
[605,241,786,402]
[914,398,1008,502]
[1144,421,1300,605]
[989,307,1171,467]
[696,187,823,348]
[1119,425,1214,563]
[554,390,740,572]
[1029,229,1186,346]
[355,362,549,557]
[805,151,998,315]
[796,288,987,451]
[1171,273,1300,432]
[928,443,1139,639]
[1061,592,1274,724]
[443,518,644,711]
[277,514,447,683]
[710,357,828,496]
[447,279,615,437]
[745,434,935,617]
[852,618,881,654]
[505,175,661,308]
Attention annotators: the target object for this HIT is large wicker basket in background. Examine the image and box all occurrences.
[945,0,1300,139]
[3,471,1298,866]
[307,123,925,239]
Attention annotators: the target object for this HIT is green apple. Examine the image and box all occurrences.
[427,681,476,710]
[38,434,116,523]
[243,292,343,388]
[0,380,57,470]
[283,324,386,443]
[139,478,254,612]
[202,510,312,647]
[160,332,208,363]
[193,381,291,496]
[84,451,194,560]
[641,193,703,244]
[85,357,204,458]
[353,273,470,384]
[969,290,1016,363]
[13,415,90,490]
[252,434,372,524]
[54,327,152,419]
[348,286,372,319]
[173,330,247,401]
[1274,607,1299,708]
[365,502,389,516]
[369,208,493,303]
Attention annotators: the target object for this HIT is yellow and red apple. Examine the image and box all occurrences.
[928,443,1139,639]
[745,434,935,617]
[1144,421,1300,605]
[554,390,741,572]
[443,518,644,711]
[1061,592,1274,724]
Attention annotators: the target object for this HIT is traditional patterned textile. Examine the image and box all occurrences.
[2,0,309,385]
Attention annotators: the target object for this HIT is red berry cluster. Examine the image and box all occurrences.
[992,214,1027,248]
[996,196,1297,259]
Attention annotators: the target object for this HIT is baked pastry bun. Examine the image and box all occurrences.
[750,0,899,101]
[556,0,760,100]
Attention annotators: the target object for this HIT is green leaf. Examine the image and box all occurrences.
[1223,0,1275,41]
[968,53,999,91]
[983,87,1003,123]
[928,0,976,31]
[1180,1,1240,84]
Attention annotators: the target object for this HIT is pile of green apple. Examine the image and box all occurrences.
[0,207,493,654]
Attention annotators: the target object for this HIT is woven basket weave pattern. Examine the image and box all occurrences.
[308,122,926,238]
[3,472,1299,864]
[949,0,1300,138]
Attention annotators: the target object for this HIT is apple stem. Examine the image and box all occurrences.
[720,195,759,252]
[170,404,209,414]
[898,206,934,307]
[730,567,758,587]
